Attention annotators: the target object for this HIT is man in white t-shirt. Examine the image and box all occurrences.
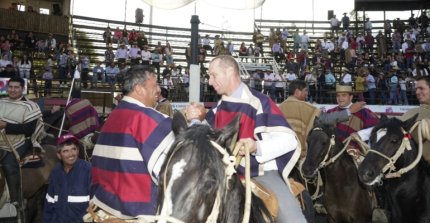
[341,67,352,85]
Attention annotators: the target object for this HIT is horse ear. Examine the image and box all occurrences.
[380,114,389,121]
[217,114,241,152]
[402,114,418,131]
[172,111,188,136]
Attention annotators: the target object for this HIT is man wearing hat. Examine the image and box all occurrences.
[327,84,379,160]
[115,43,128,66]
[202,34,213,55]
[0,77,42,222]
[342,13,350,31]
[341,67,352,85]
[44,133,91,223]
[140,45,152,66]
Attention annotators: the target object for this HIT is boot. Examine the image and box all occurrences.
[3,164,25,223]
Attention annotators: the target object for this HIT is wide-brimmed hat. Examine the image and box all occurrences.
[336,85,353,93]
[342,67,350,72]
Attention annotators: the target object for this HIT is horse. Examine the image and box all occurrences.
[358,115,430,223]
[301,120,373,223]
[157,112,274,223]
[0,144,58,222]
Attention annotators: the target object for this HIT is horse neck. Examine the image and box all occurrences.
[323,142,359,186]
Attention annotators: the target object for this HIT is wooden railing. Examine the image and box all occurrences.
[0,8,69,36]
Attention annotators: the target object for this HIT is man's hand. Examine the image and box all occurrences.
[237,138,257,156]
[185,102,206,122]
[348,101,366,114]
[0,120,6,130]
[51,105,61,113]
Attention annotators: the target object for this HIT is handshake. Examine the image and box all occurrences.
[184,102,206,122]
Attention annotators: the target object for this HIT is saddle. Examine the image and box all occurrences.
[246,179,279,220]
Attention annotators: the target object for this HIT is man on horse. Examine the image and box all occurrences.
[44,133,91,222]
[278,79,366,159]
[0,77,42,222]
[89,66,175,221]
[327,84,379,162]
[186,55,307,222]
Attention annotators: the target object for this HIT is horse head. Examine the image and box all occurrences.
[301,118,338,179]
[358,114,418,186]
[157,112,241,222]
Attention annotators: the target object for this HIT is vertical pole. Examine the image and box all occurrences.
[189,15,200,102]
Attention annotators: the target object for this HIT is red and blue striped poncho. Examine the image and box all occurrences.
[206,84,300,182]
[327,106,379,151]
[90,96,174,219]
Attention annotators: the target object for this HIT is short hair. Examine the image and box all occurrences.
[288,79,307,95]
[211,55,239,76]
[8,77,25,87]
[160,87,169,98]
[416,76,430,87]
[122,65,155,95]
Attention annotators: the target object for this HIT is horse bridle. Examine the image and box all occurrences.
[311,127,340,170]
[161,139,251,223]
[365,121,423,179]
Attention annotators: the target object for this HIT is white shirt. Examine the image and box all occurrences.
[286,73,298,82]
[141,50,152,61]
[330,18,339,26]
[342,73,352,84]
[264,73,276,86]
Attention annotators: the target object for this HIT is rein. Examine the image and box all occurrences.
[366,121,423,179]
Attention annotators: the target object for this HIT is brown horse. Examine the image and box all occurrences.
[0,144,58,222]
[301,120,373,223]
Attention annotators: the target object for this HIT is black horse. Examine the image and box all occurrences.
[301,120,373,223]
[358,115,430,223]
[157,112,273,223]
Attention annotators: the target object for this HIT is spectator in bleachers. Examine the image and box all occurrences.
[213,35,222,56]
[128,29,138,44]
[268,28,277,49]
[364,18,372,32]
[274,71,286,103]
[342,13,350,31]
[339,37,348,63]
[305,70,317,102]
[102,27,112,47]
[404,40,415,70]
[226,40,234,55]
[392,30,402,54]
[399,75,409,105]
[141,45,151,66]
[419,11,429,36]
[364,67,377,104]
[129,42,141,66]
[162,74,173,90]
[202,34,213,55]
[330,15,340,37]
[18,55,31,79]
[376,72,388,104]
[121,28,129,45]
[42,66,53,96]
[341,67,352,84]
[388,69,399,105]
[115,43,128,66]
[393,18,406,36]
[45,33,56,53]
[263,69,276,100]
[79,53,90,88]
[384,20,392,38]
[67,50,77,80]
[164,41,174,66]
[300,30,310,52]
[91,61,105,88]
[285,68,298,86]
[117,63,127,88]
[1,39,12,58]
[105,62,119,88]
[355,69,366,101]
[246,43,254,62]
[409,14,418,29]
[253,30,264,57]
[281,28,289,49]
[112,27,122,44]
[25,31,36,53]
[272,40,283,63]
[254,44,261,62]
[376,30,387,59]
[239,42,247,61]
[364,31,374,54]
[104,46,115,66]
[151,48,162,79]
[218,41,228,55]
[296,50,307,75]
[58,51,68,87]
[136,32,148,49]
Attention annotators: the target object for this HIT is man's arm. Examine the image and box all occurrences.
[0,119,37,136]
[319,101,366,125]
